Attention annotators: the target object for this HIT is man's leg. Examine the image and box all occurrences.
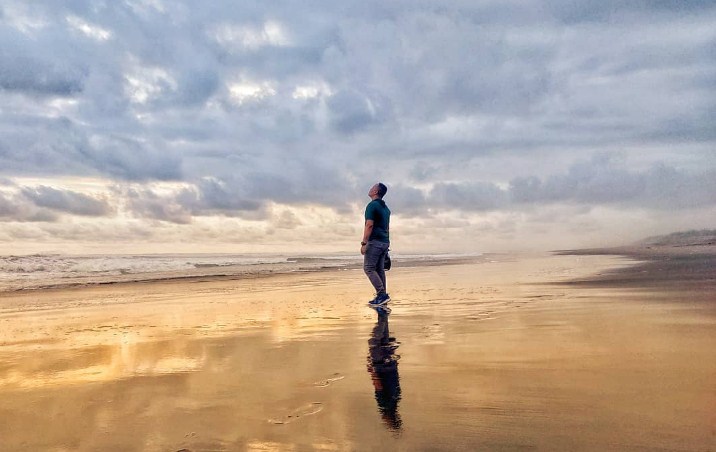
[376,248,386,292]
[364,242,388,295]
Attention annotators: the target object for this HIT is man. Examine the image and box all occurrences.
[361,183,391,306]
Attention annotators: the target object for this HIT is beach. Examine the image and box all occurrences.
[0,250,714,451]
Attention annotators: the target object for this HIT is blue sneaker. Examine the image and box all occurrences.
[368,292,391,306]
[373,306,392,315]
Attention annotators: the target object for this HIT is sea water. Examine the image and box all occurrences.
[0,252,481,292]
[0,253,356,291]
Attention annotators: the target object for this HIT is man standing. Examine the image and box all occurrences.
[361,183,391,306]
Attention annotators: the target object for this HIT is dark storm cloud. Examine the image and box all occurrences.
[21,186,112,216]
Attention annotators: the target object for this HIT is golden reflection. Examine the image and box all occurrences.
[0,335,206,390]
[246,440,297,452]
[0,275,369,390]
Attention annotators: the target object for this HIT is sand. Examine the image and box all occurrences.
[0,251,714,451]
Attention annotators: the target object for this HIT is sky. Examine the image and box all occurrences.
[0,0,714,255]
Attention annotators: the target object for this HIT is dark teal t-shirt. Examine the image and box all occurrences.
[365,199,390,243]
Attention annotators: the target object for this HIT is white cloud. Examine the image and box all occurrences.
[291,82,331,100]
[124,0,167,17]
[123,61,177,104]
[66,15,112,41]
[212,21,291,51]
[228,80,277,105]
[3,2,49,34]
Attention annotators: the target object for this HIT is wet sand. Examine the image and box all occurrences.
[0,252,714,451]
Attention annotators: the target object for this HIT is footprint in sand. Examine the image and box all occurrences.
[313,373,345,387]
[268,402,323,425]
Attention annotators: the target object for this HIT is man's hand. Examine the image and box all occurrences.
[361,219,373,256]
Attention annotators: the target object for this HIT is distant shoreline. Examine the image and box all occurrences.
[554,244,716,302]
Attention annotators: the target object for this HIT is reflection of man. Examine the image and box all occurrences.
[361,183,391,306]
[367,307,402,431]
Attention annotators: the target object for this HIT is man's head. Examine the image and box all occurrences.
[369,183,388,199]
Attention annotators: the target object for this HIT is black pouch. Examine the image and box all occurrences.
[384,252,392,270]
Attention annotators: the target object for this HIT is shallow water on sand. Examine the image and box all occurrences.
[0,254,714,451]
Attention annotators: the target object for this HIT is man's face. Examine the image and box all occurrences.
[368,184,378,198]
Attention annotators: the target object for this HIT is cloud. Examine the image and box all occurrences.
[545,0,716,24]
[508,154,716,210]
[430,181,508,211]
[0,28,87,96]
[0,193,20,218]
[188,178,264,213]
[0,0,714,251]
[272,209,302,229]
[0,192,58,222]
[390,153,716,216]
[174,68,220,106]
[21,185,113,216]
[386,184,427,217]
[85,135,183,181]
[0,116,182,181]
[120,161,357,223]
[326,88,392,134]
[124,187,193,224]
[120,178,266,224]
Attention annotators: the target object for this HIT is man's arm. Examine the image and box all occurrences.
[361,219,374,255]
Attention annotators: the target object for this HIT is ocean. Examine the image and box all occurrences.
[0,252,481,292]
